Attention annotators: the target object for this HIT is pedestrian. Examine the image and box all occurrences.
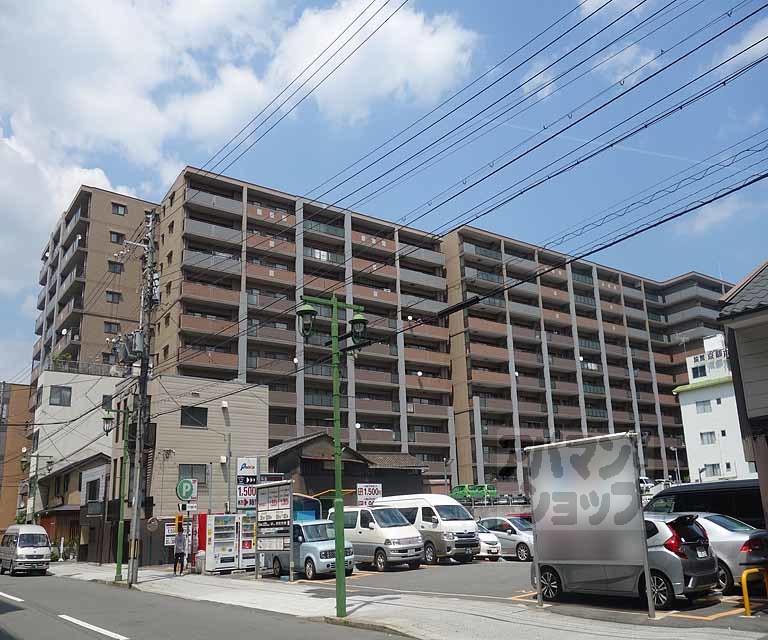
[173,526,186,576]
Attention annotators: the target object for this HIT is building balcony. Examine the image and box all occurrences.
[553,404,581,418]
[634,369,653,383]
[511,325,539,343]
[650,332,670,345]
[464,266,503,288]
[518,401,549,416]
[352,257,396,280]
[247,234,296,258]
[600,299,623,317]
[513,350,544,367]
[37,288,46,311]
[184,218,241,245]
[406,374,451,393]
[516,375,546,392]
[187,187,243,216]
[401,294,448,316]
[623,285,644,301]
[363,342,399,359]
[574,293,597,310]
[508,300,541,320]
[504,255,539,275]
[610,387,632,400]
[483,452,517,467]
[248,325,295,344]
[403,322,449,341]
[247,293,296,315]
[612,409,634,423]
[400,267,446,291]
[549,356,576,372]
[305,392,349,410]
[463,242,501,264]
[303,245,344,268]
[470,294,506,313]
[403,347,450,366]
[666,305,720,326]
[604,343,626,358]
[664,285,723,306]
[54,330,81,356]
[658,393,677,406]
[180,314,239,337]
[351,230,394,253]
[406,403,449,418]
[624,305,646,322]
[409,431,450,446]
[247,202,296,228]
[183,249,241,276]
[478,397,514,413]
[353,284,397,306]
[306,425,350,440]
[472,369,510,387]
[580,361,603,377]
[596,278,621,295]
[551,380,580,395]
[55,297,83,330]
[636,391,656,404]
[246,263,296,286]
[247,356,296,375]
[632,349,650,362]
[269,424,298,440]
[627,326,648,341]
[401,243,444,266]
[302,275,345,295]
[38,260,48,286]
[578,337,601,353]
[602,322,626,338]
[356,428,400,444]
[661,415,681,427]
[355,369,398,386]
[545,332,573,349]
[356,399,400,415]
[59,267,86,301]
[580,382,604,396]
[32,337,42,358]
[470,342,509,362]
[539,285,567,304]
[303,220,345,243]
[606,364,628,379]
[178,348,238,370]
[270,391,298,407]
[653,351,672,367]
[60,238,86,272]
[365,313,398,332]
[34,314,44,336]
[182,280,241,307]
[639,412,658,425]
[575,315,600,332]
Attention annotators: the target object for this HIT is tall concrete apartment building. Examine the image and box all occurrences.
[30,186,157,409]
[145,167,730,491]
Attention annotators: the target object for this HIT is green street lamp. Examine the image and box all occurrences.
[298,294,367,618]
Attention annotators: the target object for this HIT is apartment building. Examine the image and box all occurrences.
[0,382,32,531]
[30,186,157,411]
[445,228,730,490]
[153,168,456,488]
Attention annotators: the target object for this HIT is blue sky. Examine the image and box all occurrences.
[1,0,766,381]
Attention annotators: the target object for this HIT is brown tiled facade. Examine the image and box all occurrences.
[0,383,32,531]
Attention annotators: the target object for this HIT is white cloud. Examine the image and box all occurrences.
[521,55,557,98]
[597,44,658,85]
[0,0,478,297]
[715,16,768,73]
[0,337,35,382]
[683,196,748,234]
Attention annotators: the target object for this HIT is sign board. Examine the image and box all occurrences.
[164,521,192,547]
[176,478,197,501]
[236,457,260,510]
[356,483,382,507]
[524,433,654,617]
[253,480,294,581]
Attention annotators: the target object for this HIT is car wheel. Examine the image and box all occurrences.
[272,556,283,578]
[516,543,531,562]
[304,558,316,580]
[345,566,354,577]
[539,566,561,601]
[408,560,421,570]
[374,549,388,572]
[649,571,675,610]
[424,543,437,565]
[716,561,734,593]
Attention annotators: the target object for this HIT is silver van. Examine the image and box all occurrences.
[0,524,52,576]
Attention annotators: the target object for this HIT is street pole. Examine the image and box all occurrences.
[208,462,213,515]
[226,432,232,513]
[443,458,449,494]
[127,210,157,587]
[673,447,681,484]
[115,406,130,581]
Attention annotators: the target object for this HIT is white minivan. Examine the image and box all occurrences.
[0,524,51,575]
[329,505,423,572]
[374,494,480,564]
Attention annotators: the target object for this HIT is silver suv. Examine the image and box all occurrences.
[533,513,717,609]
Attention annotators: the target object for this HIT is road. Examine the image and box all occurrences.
[0,573,396,640]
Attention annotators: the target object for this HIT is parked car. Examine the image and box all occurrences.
[646,479,764,528]
[478,516,534,561]
[638,476,656,494]
[329,506,422,571]
[476,523,501,561]
[0,524,51,576]
[450,484,497,502]
[532,513,717,610]
[374,494,480,564]
[676,512,768,592]
[269,520,354,580]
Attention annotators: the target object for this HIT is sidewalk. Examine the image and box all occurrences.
[48,563,763,640]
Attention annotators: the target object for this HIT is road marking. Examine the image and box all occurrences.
[0,591,23,603]
[58,615,129,639]
[671,607,746,621]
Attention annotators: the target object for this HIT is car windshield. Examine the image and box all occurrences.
[18,534,49,548]
[508,517,532,531]
[435,504,473,521]
[302,524,334,542]
[372,508,409,528]
[477,523,491,534]
[706,514,754,532]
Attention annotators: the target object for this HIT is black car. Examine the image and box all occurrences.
[645,479,764,529]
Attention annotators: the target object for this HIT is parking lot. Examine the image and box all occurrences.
[228,557,768,633]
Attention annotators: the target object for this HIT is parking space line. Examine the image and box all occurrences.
[58,615,128,640]
[0,591,23,603]
[670,607,746,621]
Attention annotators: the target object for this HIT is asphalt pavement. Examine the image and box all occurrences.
[0,572,397,640]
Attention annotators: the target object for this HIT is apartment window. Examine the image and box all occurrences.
[721,429,726,437]
[168,220,174,234]
[160,234,165,247]
[704,463,721,478]
[50,385,72,407]
[725,462,732,472]
[165,282,171,296]
[163,345,169,360]
[166,251,173,266]
[692,365,706,379]
[696,400,712,414]
[700,431,716,445]
[102,352,116,365]
[110,231,125,244]
[164,314,170,327]
[101,395,113,411]
[112,202,127,216]
[36,386,43,406]
[106,291,122,304]
[180,406,208,428]
[716,398,722,405]
[104,321,120,334]
[169,192,175,207]
[86,479,100,502]
[749,461,757,473]
[108,260,124,274]
[178,463,207,486]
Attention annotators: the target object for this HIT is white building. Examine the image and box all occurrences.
[674,334,757,483]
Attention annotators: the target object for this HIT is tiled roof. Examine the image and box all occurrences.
[719,260,768,321]
[267,432,326,458]
[361,453,428,470]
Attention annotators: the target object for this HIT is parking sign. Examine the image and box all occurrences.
[176,478,197,501]
[356,483,382,507]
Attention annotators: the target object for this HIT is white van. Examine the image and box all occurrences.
[329,505,422,571]
[374,494,480,564]
[0,524,51,575]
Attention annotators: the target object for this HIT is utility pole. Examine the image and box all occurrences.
[113,407,130,581]
[227,432,232,513]
[127,210,158,587]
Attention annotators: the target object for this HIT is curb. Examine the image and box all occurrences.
[311,615,417,639]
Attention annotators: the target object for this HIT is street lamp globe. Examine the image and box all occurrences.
[102,414,116,436]
[297,302,318,337]
[350,311,368,345]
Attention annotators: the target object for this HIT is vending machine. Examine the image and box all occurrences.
[238,513,257,569]
[205,514,238,572]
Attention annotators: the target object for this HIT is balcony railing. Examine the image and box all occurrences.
[304,220,344,238]
[578,338,601,350]
[572,272,594,285]
[465,243,502,261]
[574,293,596,307]
[303,246,345,264]
[305,392,348,408]
[585,407,609,418]
[583,383,606,394]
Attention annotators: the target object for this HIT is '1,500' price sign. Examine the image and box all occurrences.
[237,484,258,509]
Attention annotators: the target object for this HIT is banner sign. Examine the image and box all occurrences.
[356,483,382,507]
[236,457,260,509]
